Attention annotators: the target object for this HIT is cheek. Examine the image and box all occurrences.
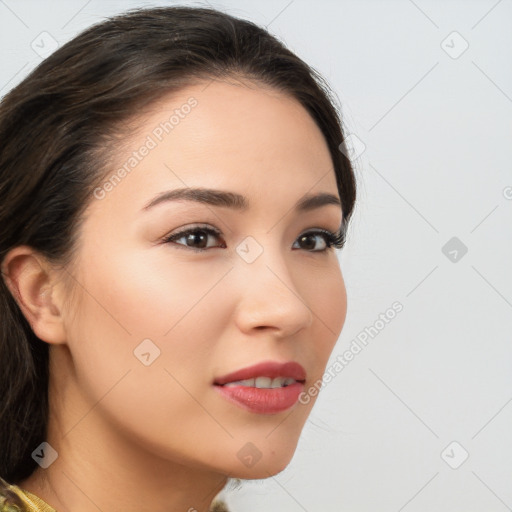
[75,243,231,336]
[66,245,231,399]
[308,262,347,338]
[302,262,347,374]
[325,268,347,325]
[63,250,234,463]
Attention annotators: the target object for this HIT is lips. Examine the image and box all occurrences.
[213,360,306,386]
[213,361,307,414]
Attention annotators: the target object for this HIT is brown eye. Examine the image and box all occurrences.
[292,230,345,252]
[162,226,344,253]
[162,226,226,252]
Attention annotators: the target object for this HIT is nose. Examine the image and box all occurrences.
[232,249,314,338]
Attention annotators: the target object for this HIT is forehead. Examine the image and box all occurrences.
[88,79,339,220]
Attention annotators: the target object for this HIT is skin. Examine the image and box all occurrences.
[4,78,348,512]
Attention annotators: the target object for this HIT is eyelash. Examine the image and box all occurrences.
[161,225,346,253]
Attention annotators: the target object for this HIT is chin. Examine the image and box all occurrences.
[226,442,299,480]
[230,460,291,480]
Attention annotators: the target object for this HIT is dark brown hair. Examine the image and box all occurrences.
[0,5,357,483]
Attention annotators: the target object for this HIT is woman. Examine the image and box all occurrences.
[0,5,356,512]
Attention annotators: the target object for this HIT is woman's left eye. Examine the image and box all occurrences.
[292,229,345,252]
[162,225,345,253]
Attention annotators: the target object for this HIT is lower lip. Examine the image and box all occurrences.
[214,382,305,414]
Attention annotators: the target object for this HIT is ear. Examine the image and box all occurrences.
[1,246,67,344]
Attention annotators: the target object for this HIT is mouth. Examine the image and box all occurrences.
[213,360,306,414]
[220,376,300,388]
[213,360,306,386]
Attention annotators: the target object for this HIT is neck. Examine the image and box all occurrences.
[20,417,228,512]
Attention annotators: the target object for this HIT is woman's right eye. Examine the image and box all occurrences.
[162,226,226,252]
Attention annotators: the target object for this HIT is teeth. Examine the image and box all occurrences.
[256,377,273,388]
[223,377,296,388]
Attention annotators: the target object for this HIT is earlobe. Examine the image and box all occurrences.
[1,246,67,344]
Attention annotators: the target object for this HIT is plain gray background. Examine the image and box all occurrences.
[1,1,511,511]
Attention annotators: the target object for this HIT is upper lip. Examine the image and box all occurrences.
[213,361,306,385]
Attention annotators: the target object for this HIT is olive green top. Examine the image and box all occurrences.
[0,476,230,511]
[0,477,56,512]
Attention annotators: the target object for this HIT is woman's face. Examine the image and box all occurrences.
[58,78,347,478]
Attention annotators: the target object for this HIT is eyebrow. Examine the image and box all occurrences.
[141,187,342,213]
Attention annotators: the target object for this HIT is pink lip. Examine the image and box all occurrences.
[213,360,306,386]
[214,383,305,414]
[213,360,307,414]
